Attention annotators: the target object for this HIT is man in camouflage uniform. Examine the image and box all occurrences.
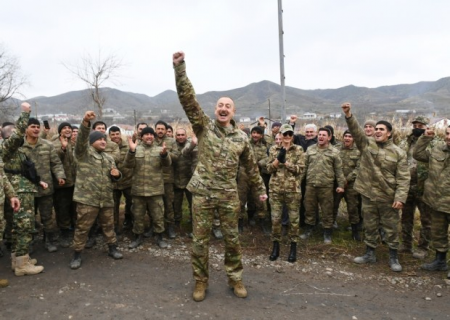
[413,125,450,278]
[398,116,432,259]
[173,51,267,302]
[22,117,66,253]
[69,111,123,270]
[125,127,170,249]
[267,124,305,262]
[92,121,120,164]
[52,122,77,248]
[300,127,345,244]
[109,126,133,233]
[342,102,410,272]
[154,120,179,239]
[332,130,361,241]
[2,102,44,276]
[264,122,281,146]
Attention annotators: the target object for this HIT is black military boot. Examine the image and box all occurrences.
[269,241,280,261]
[287,242,297,263]
[108,244,123,260]
[238,218,244,234]
[354,246,376,264]
[389,248,402,272]
[128,234,143,249]
[167,224,176,239]
[156,233,168,249]
[351,224,361,242]
[143,227,153,238]
[70,251,82,270]
[421,251,449,271]
[123,214,133,230]
[323,228,332,244]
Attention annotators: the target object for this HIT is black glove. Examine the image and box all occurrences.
[277,148,286,163]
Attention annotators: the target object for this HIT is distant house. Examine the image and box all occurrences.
[302,112,317,120]
[329,113,342,119]
[396,110,416,114]
[239,117,251,123]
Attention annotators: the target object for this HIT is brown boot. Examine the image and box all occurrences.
[11,253,37,271]
[192,281,208,302]
[228,279,248,298]
[14,255,44,276]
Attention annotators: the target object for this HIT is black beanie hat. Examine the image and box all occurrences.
[58,122,72,134]
[28,118,40,127]
[140,127,155,137]
[89,131,106,144]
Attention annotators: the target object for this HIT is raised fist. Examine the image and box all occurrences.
[173,51,185,66]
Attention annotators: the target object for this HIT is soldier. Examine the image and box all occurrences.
[52,122,77,247]
[300,127,345,244]
[2,102,44,276]
[22,117,66,252]
[71,126,79,144]
[342,102,410,272]
[109,126,133,233]
[132,122,148,144]
[266,124,305,262]
[413,125,450,278]
[154,120,179,239]
[364,120,376,137]
[92,121,120,163]
[125,127,170,249]
[69,111,123,270]
[332,130,361,241]
[264,121,281,146]
[166,125,174,138]
[398,116,432,259]
[173,51,267,302]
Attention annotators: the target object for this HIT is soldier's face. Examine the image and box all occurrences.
[214,97,235,127]
[343,133,354,147]
[166,128,173,138]
[175,130,187,144]
[61,126,72,139]
[413,123,426,129]
[137,124,147,134]
[72,129,78,141]
[274,133,282,145]
[446,128,450,146]
[364,125,375,137]
[305,128,316,140]
[1,125,15,139]
[155,124,166,139]
[27,124,40,138]
[251,131,263,142]
[317,130,330,147]
[142,133,154,145]
[92,137,106,151]
[272,126,280,134]
[109,131,121,144]
[374,125,391,142]
[94,125,106,133]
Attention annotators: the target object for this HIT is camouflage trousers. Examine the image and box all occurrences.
[362,196,400,250]
[73,204,117,252]
[191,192,242,283]
[163,183,175,225]
[12,193,35,256]
[174,187,192,223]
[401,187,431,250]
[132,195,165,235]
[238,178,266,220]
[0,202,4,240]
[428,208,450,253]
[54,186,76,230]
[113,187,132,228]
[35,195,58,233]
[269,192,301,243]
[304,186,334,229]
[333,184,360,225]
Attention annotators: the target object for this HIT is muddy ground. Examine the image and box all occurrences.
[1,225,449,320]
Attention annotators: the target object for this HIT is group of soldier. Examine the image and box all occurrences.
[0,51,448,303]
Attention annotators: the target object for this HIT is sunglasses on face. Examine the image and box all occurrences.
[282,132,293,137]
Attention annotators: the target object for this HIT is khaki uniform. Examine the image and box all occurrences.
[173,139,195,223]
[113,139,133,229]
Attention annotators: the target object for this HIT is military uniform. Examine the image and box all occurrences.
[174,61,265,284]
[113,139,133,231]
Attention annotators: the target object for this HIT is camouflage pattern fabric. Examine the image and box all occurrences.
[53,136,76,188]
[11,193,34,256]
[427,207,450,252]
[54,186,75,230]
[304,186,334,228]
[114,139,133,190]
[173,139,194,189]
[105,139,120,164]
[269,192,301,242]
[73,204,117,252]
[0,164,17,240]
[333,187,360,225]
[34,195,58,233]
[113,187,132,229]
[131,195,165,235]
[174,187,192,223]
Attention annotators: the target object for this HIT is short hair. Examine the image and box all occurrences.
[167,125,173,131]
[376,120,393,132]
[72,125,79,130]
[304,124,317,132]
[109,126,121,133]
[318,127,331,136]
[176,128,187,134]
[136,122,148,129]
[92,121,107,130]
[155,120,168,129]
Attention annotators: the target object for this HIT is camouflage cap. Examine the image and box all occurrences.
[280,124,294,134]
[412,116,430,125]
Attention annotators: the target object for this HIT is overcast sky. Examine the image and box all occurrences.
[1,0,449,99]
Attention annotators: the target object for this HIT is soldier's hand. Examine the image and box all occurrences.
[392,201,404,209]
[127,135,137,152]
[39,181,48,189]
[259,194,268,201]
[336,187,345,193]
[341,102,352,117]
[191,134,198,146]
[60,136,69,150]
[160,142,167,156]
[173,51,185,66]
[21,102,31,113]
[290,115,298,123]
[58,178,65,186]
[258,116,266,127]
[10,197,20,213]
[110,167,120,177]
[277,147,286,163]
[83,111,96,123]
[424,128,435,137]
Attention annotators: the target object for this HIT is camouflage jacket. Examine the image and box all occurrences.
[399,134,429,196]
[105,138,120,164]
[124,142,171,197]
[264,133,276,147]
[413,136,450,213]
[114,139,133,190]
[301,144,345,189]
[174,61,265,196]
[250,139,269,175]
[155,136,179,184]
[73,122,120,208]
[182,140,198,174]
[346,115,410,203]
[173,139,194,189]
[1,112,38,193]
[338,143,361,185]
[21,134,66,197]
[53,136,76,188]
[0,164,17,206]
[267,144,305,193]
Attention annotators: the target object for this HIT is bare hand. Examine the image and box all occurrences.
[83,111,96,122]
[21,102,31,113]
[60,136,68,149]
[341,102,352,117]
[191,135,198,146]
[110,167,120,177]
[10,197,20,212]
[392,201,404,209]
[160,142,167,156]
[39,181,48,189]
[58,178,66,186]
[173,51,185,66]
[290,115,298,123]
[259,194,268,201]
[258,116,265,127]
[336,187,345,193]
[424,128,435,137]
[127,135,138,152]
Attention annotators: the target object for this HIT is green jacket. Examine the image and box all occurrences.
[114,139,133,190]
[155,136,179,184]
[173,139,195,189]
[250,139,269,175]
[267,144,305,193]
[53,136,76,188]
[0,164,17,206]
[338,143,361,185]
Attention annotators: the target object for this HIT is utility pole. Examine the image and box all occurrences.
[268,98,271,122]
[278,0,286,122]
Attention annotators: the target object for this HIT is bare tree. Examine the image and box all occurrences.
[63,50,124,118]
